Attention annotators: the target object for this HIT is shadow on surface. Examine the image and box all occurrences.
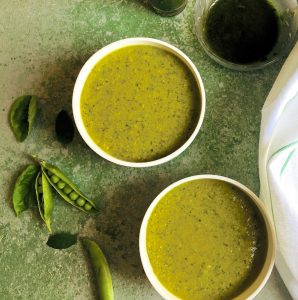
[34,49,105,153]
[91,175,174,280]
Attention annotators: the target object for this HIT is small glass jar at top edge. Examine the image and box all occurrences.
[150,0,188,17]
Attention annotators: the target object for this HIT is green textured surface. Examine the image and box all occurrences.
[0,0,293,299]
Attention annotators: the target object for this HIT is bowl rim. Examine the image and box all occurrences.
[72,37,206,168]
[139,174,276,300]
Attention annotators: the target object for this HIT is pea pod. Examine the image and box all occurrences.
[35,171,54,233]
[81,238,114,300]
[39,160,97,213]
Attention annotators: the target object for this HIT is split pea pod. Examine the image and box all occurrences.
[35,171,54,233]
[81,238,114,300]
[40,160,97,212]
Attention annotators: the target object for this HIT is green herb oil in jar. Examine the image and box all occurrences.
[204,0,280,64]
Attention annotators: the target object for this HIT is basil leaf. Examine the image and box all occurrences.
[47,232,77,249]
[9,95,38,142]
[55,110,74,144]
[12,164,40,216]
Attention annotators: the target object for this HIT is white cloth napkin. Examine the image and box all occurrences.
[259,41,298,299]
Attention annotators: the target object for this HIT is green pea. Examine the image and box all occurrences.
[57,181,66,189]
[38,177,42,185]
[63,185,72,194]
[47,170,53,176]
[69,191,79,201]
[76,197,85,207]
[37,185,43,194]
[51,174,60,184]
[84,203,92,211]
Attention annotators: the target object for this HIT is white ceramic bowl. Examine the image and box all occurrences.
[139,175,276,300]
[72,38,205,168]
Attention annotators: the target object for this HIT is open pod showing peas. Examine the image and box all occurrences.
[40,160,98,213]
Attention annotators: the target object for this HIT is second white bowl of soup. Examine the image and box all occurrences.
[140,175,276,299]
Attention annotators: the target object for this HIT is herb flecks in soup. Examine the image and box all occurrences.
[146,179,267,300]
[80,45,200,162]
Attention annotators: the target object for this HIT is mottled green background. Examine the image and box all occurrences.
[0,0,293,299]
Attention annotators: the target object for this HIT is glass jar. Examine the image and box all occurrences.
[150,0,188,17]
[194,0,298,70]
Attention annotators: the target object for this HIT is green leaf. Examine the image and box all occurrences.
[55,110,74,144]
[46,232,78,249]
[9,95,38,142]
[12,164,40,216]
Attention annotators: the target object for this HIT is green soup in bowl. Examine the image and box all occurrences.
[139,175,275,300]
[73,38,205,168]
